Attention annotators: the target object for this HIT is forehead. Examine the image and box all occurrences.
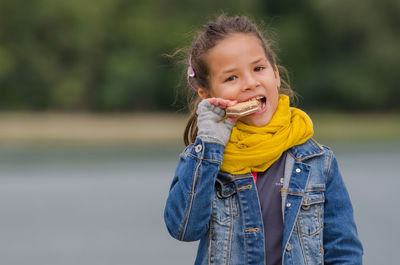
[205,33,267,74]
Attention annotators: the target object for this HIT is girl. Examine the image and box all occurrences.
[164,15,363,265]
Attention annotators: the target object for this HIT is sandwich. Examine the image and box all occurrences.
[226,97,261,118]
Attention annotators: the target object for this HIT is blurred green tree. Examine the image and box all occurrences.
[0,0,398,112]
[262,0,400,111]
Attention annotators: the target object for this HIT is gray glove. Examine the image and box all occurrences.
[196,99,235,146]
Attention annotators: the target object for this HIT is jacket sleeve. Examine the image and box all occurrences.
[164,138,224,242]
[323,151,364,264]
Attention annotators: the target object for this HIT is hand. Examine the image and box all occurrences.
[196,99,237,146]
[206,98,239,122]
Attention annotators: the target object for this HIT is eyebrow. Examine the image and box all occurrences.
[221,58,266,74]
[250,58,265,65]
[222,68,236,74]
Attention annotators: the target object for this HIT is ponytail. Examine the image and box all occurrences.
[183,97,201,146]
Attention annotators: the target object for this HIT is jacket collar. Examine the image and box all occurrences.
[288,138,325,162]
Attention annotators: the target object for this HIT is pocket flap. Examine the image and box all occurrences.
[215,180,236,199]
[302,191,325,206]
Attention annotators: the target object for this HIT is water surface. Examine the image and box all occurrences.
[0,142,398,264]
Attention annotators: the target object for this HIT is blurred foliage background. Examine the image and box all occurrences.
[0,0,399,113]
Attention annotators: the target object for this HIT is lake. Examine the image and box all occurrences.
[0,142,398,265]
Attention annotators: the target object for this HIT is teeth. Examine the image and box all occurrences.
[249,96,263,101]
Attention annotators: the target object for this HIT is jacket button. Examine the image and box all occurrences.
[295,168,301,173]
[286,243,291,251]
[194,144,202,153]
[286,202,291,207]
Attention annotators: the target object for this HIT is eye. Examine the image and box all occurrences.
[225,75,237,82]
[254,66,265,72]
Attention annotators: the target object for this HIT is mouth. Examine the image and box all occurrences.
[249,95,266,109]
[226,95,266,118]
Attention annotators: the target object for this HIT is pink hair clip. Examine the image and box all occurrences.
[187,54,198,91]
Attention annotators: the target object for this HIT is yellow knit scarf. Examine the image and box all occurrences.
[220,94,314,175]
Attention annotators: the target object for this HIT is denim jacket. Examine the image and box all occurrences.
[164,138,363,265]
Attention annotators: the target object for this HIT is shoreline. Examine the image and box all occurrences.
[0,111,399,146]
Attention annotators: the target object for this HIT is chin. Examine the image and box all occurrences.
[253,120,271,127]
[241,116,272,127]
[244,110,274,126]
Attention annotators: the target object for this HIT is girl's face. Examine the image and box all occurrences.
[198,33,281,127]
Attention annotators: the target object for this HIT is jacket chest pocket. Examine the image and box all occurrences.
[212,182,239,223]
[295,191,325,236]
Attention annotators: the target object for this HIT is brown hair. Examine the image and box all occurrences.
[182,14,294,146]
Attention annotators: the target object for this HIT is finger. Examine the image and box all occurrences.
[218,99,232,106]
[206,98,218,106]
[207,98,237,108]
[206,98,224,108]
[226,100,237,106]
[226,115,241,122]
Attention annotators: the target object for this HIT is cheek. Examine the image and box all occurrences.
[211,85,237,99]
[268,89,279,107]
[272,94,279,108]
[271,100,279,115]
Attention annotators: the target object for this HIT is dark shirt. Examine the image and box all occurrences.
[254,152,286,265]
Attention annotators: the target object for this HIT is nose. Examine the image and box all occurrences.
[242,73,259,91]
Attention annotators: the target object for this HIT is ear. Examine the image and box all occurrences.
[197,88,210,99]
[274,66,281,88]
